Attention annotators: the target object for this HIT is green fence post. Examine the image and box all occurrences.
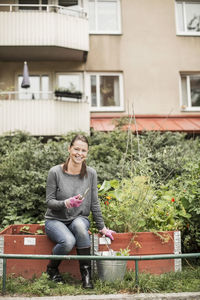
[2,258,7,294]
[135,260,139,286]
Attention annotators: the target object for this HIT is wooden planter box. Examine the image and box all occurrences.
[0,225,181,279]
[0,224,80,279]
[97,231,182,274]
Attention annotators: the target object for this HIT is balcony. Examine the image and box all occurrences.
[0,92,90,135]
[0,4,89,61]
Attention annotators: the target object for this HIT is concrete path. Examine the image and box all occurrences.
[0,292,200,300]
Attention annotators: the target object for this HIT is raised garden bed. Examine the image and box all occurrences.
[0,225,182,279]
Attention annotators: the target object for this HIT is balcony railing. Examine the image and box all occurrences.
[0,92,90,135]
[0,4,89,59]
[0,4,86,18]
[0,91,53,101]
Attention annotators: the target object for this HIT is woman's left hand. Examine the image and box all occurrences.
[99,227,116,241]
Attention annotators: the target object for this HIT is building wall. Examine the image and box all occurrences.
[86,0,200,116]
[1,0,200,116]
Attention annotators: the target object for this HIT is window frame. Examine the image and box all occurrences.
[18,0,48,11]
[180,73,200,111]
[175,1,200,36]
[17,73,50,100]
[55,72,83,101]
[89,0,122,35]
[86,72,124,112]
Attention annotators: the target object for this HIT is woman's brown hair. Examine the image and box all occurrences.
[63,135,89,178]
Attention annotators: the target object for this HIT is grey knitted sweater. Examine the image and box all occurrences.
[45,164,105,230]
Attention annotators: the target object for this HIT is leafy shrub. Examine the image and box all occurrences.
[0,132,70,227]
[93,177,190,234]
[166,160,200,253]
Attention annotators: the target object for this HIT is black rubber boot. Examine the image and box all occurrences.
[46,259,63,282]
[77,247,94,289]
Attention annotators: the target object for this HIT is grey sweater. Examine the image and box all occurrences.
[45,164,105,230]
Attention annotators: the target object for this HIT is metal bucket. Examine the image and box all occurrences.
[96,256,127,282]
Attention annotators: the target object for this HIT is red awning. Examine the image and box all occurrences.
[90,115,200,133]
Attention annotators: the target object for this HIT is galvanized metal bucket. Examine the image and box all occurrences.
[96,251,127,282]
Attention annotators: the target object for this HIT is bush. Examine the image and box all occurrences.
[167,160,200,253]
[0,132,70,226]
[93,176,190,234]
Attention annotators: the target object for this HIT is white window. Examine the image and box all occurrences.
[18,75,49,99]
[180,74,200,111]
[89,0,121,34]
[175,1,200,35]
[56,73,83,101]
[87,73,124,111]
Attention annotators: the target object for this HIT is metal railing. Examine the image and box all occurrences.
[0,91,53,101]
[0,253,200,294]
[0,4,87,18]
[0,91,85,101]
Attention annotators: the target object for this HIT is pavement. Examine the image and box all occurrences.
[0,293,200,300]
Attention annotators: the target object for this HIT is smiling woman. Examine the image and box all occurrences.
[44,134,115,289]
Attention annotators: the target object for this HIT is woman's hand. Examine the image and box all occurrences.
[99,227,116,241]
[65,195,83,208]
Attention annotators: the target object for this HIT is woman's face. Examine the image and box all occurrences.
[68,140,88,165]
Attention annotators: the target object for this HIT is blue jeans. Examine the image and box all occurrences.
[45,217,90,255]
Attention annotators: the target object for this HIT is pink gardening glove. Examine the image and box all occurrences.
[65,195,83,208]
[100,227,116,241]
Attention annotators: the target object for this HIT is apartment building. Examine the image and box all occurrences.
[0,0,200,135]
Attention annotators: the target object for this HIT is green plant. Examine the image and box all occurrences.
[167,160,200,253]
[146,187,191,232]
[19,226,30,234]
[94,176,191,234]
[0,132,69,230]
[116,248,130,256]
[36,229,45,235]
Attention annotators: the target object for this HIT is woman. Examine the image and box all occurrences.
[45,134,115,289]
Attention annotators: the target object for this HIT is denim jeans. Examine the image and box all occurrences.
[45,217,90,255]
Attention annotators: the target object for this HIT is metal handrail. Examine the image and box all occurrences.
[0,253,200,294]
[0,91,85,101]
[0,91,54,101]
[0,4,87,18]
[0,91,53,94]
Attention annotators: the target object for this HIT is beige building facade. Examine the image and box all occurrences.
[0,0,200,135]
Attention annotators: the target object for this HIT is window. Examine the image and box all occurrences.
[89,0,121,34]
[180,74,200,110]
[88,73,124,111]
[19,0,48,10]
[56,73,82,100]
[175,1,200,35]
[18,75,49,99]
